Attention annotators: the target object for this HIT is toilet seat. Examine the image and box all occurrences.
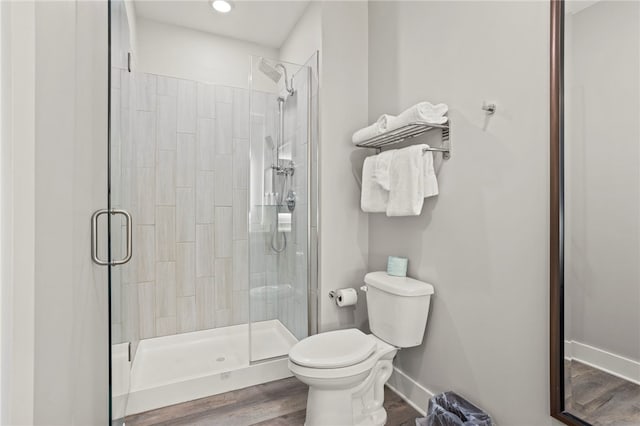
[289,329,377,369]
[288,330,396,380]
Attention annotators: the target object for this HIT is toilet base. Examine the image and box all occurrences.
[301,359,395,426]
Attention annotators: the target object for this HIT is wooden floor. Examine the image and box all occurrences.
[126,377,421,426]
[565,360,640,426]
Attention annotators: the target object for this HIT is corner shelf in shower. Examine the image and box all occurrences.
[354,121,451,160]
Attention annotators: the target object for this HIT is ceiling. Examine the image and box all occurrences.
[134,0,311,49]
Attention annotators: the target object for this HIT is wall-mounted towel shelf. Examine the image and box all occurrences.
[355,121,451,160]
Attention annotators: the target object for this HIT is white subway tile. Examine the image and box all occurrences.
[196,276,215,330]
[232,138,249,189]
[155,262,176,318]
[156,95,177,150]
[157,76,177,96]
[196,119,215,171]
[136,167,155,224]
[215,258,233,312]
[214,156,233,206]
[196,171,215,224]
[135,73,157,112]
[156,316,176,337]
[215,86,233,103]
[176,188,195,242]
[215,102,233,155]
[137,282,155,339]
[134,110,156,168]
[196,224,215,277]
[156,150,176,205]
[177,79,196,133]
[155,206,176,261]
[177,296,196,333]
[232,290,248,325]
[176,242,195,297]
[232,88,249,139]
[232,190,247,240]
[176,133,196,187]
[197,83,216,118]
[135,226,155,282]
[233,240,248,291]
[214,207,232,258]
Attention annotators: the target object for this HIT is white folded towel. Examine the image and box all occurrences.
[393,102,448,128]
[361,155,389,213]
[352,114,397,145]
[386,145,426,216]
[372,149,396,191]
[277,213,291,233]
[422,146,439,198]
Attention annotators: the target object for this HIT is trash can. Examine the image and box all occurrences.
[416,391,494,426]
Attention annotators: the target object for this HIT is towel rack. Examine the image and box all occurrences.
[355,121,451,160]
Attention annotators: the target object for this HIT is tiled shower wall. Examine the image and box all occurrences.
[111,70,251,341]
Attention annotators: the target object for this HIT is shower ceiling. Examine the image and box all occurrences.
[134,0,310,48]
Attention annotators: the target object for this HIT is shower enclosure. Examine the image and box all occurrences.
[107,3,318,422]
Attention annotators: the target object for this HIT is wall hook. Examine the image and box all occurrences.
[482,101,497,115]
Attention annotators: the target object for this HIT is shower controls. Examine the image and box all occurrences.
[271,160,295,176]
[286,190,297,212]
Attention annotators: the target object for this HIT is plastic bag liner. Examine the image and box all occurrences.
[416,391,494,426]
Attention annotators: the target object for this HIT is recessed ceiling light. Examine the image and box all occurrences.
[212,0,233,13]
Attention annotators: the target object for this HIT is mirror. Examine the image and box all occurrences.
[551,1,640,424]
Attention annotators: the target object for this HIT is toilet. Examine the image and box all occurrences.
[288,271,434,426]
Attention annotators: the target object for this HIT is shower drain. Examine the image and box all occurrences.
[216,357,226,362]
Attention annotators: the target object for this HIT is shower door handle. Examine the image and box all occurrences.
[91,209,133,266]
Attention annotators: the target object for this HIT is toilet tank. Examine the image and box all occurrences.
[364,271,434,348]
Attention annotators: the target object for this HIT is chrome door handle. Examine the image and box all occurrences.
[91,209,133,266]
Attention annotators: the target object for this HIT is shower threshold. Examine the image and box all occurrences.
[124,319,298,416]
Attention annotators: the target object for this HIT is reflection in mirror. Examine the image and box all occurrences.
[563,1,640,424]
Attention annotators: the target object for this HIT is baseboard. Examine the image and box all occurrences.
[565,340,640,385]
[386,367,434,417]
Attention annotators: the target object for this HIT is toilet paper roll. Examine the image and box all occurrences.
[335,288,358,307]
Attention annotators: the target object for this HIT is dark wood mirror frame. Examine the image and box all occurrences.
[549,1,590,424]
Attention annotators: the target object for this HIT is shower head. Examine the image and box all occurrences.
[257,58,295,97]
[265,135,275,151]
[258,58,283,84]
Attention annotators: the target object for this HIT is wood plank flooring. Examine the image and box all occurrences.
[565,360,640,426]
[126,377,421,426]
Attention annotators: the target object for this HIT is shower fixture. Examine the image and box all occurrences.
[258,58,295,97]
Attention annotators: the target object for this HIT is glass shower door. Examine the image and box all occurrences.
[248,54,318,362]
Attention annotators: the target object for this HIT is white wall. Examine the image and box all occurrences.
[136,18,278,88]
[368,2,558,424]
[1,1,36,424]
[565,1,640,362]
[32,2,109,424]
[280,2,370,332]
[318,2,369,332]
[279,2,321,66]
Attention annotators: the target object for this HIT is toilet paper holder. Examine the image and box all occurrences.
[329,286,367,299]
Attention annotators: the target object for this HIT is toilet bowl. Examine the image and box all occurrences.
[288,272,435,426]
[288,328,398,426]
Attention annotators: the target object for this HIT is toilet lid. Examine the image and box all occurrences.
[289,329,377,368]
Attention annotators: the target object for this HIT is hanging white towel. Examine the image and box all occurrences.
[386,145,425,216]
[422,146,439,198]
[393,102,449,128]
[361,155,389,213]
[372,149,396,191]
[352,114,397,145]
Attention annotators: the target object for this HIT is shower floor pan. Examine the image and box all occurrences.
[126,319,298,415]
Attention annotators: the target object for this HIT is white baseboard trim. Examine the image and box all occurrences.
[565,340,640,385]
[386,367,434,417]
